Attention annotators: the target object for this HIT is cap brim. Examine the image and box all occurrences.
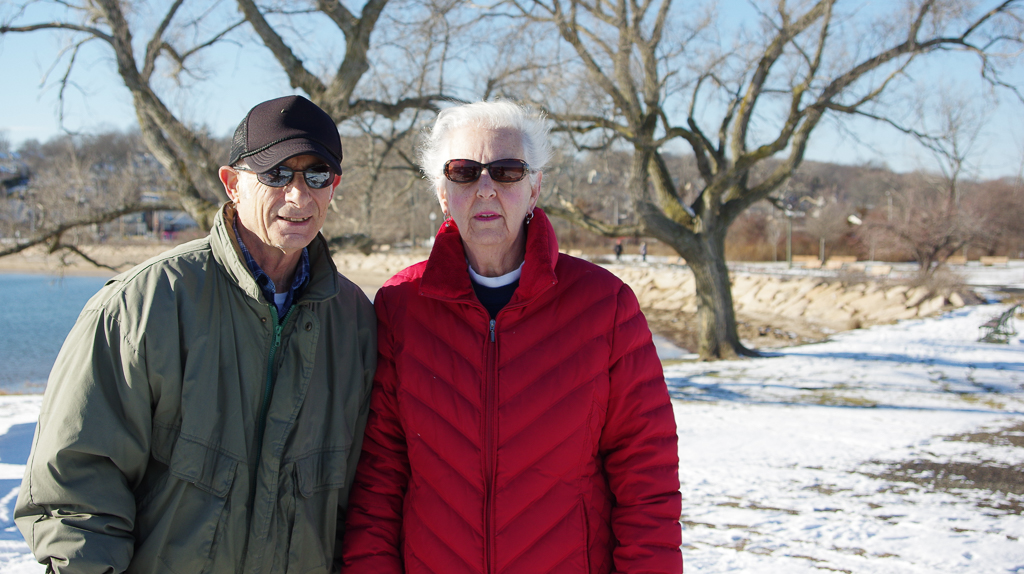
[243,138,342,174]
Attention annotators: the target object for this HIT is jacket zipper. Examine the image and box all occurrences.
[484,318,497,574]
[255,304,295,472]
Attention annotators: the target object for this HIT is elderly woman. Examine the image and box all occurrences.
[342,101,682,573]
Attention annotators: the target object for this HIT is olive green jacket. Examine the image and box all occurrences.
[15,204,377,574]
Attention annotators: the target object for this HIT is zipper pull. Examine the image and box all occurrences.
[489,319,495,342]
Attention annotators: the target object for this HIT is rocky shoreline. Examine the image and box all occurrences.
[609,263,981,351]
[2,244,987,354]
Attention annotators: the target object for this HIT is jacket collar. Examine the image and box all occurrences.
[420,208,559,306]
[211,203,340,305]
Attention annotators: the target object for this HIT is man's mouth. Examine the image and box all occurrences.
[279,215,310,223]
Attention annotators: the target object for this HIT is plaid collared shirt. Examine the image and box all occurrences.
[233,219,310,318]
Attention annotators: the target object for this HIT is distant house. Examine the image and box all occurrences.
[153,209,199,237]
[99,208,199,239]
[4,149,199,241]
[0,151,29,196]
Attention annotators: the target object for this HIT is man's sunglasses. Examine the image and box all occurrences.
[235,164,337,189]
[443,159,530,184]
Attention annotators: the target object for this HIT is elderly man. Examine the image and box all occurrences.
[15,95,376,573]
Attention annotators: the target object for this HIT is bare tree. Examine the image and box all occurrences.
[1,0,471,251]
[899,88,989,206]
[867,180,984,273]
[869,87,992,272]
[0,132,177,264]
[2,1,247,231]
[497,0,1023,359]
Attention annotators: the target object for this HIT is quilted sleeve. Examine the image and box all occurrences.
[340,289,410,573]
[599,283,683,573]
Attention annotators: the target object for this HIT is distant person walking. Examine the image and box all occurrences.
[641,241,648,262]
[614,238,623,260]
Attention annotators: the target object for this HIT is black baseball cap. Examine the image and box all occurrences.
[228,95,343,174]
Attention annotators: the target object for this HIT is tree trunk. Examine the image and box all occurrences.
[672,229,756,360]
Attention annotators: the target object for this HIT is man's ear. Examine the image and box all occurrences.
[328,173,341,202]
[219,166,241,202]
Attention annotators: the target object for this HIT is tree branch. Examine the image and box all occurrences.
[235,0,326,96]
[0,201,178,260]
[56,243,122,272]
[141,0,185,81]
[0,21,113,43]
[539,189,642,237]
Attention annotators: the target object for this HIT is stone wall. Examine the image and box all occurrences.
[332,252,426,277]
[605,264,970,332]
[328,252,973,335]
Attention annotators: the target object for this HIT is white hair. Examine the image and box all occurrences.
[419,100,552,196]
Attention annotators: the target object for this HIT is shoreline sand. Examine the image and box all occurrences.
[0,244,171,277]
[0,243,394,296]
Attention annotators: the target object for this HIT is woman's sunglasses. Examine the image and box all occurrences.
[443,159,530,184]
[235,164,337,189]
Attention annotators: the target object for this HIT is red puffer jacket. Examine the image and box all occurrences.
[342,209,682,573]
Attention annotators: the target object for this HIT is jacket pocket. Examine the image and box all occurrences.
[286,449,350,574]
[295,447,349,497]
[167,434,238,497]
[141,434,239,574]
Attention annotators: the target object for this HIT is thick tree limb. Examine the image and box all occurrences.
[321,0,389,113]
[539,192,642,237]
[234,0,326,96]
[141,0,185,81]
[0,201,178,259]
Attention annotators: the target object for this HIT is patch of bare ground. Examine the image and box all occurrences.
[949,422,1024,448]
[862,422,1024,514]
[643,308,834,354]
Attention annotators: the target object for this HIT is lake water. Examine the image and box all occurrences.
[0,274,109,393]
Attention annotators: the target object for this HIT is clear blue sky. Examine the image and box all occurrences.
[0,14,293,147]
[1,1,1021,181]
[0,0,300,148]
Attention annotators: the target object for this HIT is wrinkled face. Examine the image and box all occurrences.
[438,126,541,253]
[224,154,337,255]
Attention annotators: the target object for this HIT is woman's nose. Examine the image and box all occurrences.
[476,170,497,197]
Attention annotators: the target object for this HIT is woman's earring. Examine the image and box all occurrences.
[525,209,534,225]
[443,211,451,228]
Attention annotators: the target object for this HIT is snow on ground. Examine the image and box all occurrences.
[667,304,1024,573]
[0,396,48,573]
[635,256,1024,290]
[0,305,1021,572]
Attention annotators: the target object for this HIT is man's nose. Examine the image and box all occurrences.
[284,177,313,204]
